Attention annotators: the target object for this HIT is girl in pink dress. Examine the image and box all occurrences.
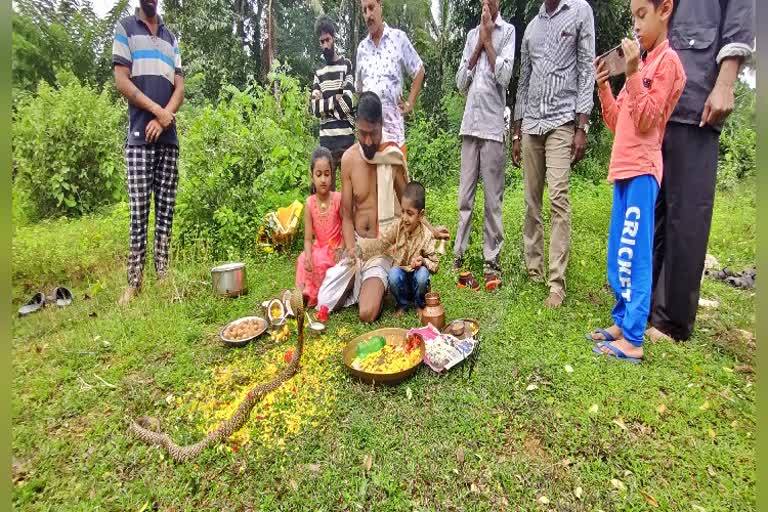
[296,147,343,307]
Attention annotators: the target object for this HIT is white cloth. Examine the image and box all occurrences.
[357,143,408,230]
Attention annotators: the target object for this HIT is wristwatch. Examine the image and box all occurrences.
[576,122,590,134]
[511,134,521,142]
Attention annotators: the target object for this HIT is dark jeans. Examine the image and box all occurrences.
[650,122,720,341]
[388,266,431,310]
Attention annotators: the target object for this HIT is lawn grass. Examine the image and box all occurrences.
[12,179,755,511]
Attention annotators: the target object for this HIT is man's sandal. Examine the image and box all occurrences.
[458,271,481,291]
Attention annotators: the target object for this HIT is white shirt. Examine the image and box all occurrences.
[356,23,423,146]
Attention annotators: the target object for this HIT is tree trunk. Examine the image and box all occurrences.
[251,0,265,82]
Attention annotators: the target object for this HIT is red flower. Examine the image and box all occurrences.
[233,445,239,452]
[317,306,329,323]
[291,386,297,393]
[284,348,294,363]
[256,414,265,420]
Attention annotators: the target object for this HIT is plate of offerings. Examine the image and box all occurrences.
[342,328,425,385]
[219,316,269,347]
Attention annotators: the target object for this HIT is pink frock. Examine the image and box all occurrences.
[295,192,343,306]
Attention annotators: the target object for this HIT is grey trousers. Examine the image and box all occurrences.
[453,135,506,273]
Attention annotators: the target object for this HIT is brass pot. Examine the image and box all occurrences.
[420,291,445,330]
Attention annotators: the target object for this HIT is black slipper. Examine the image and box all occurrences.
[19,292,46,317]
[52,287,73,307]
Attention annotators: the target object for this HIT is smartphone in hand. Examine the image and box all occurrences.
[598,45,627,77]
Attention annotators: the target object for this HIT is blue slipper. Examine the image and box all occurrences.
[592,341,643,364]
[584,328,616,342]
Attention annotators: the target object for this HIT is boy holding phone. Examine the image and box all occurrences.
[586,0,686,363]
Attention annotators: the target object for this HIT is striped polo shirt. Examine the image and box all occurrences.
[310,56,355,153]
[112,15,182,146]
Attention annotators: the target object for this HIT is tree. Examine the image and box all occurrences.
[12,0,130,93]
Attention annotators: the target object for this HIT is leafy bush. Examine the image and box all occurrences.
[175,70,316,259]
[717,81,756,190]
[406,114,462,188]
[12,72,126,220]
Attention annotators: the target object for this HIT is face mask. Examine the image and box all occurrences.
[322,47,335,64]
[361,143,377,160]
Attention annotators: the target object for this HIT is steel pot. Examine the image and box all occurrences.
[211,262,248,297]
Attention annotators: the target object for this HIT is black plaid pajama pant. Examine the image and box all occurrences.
[125,144,179,288]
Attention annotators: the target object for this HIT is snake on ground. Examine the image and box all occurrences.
[127,288,306,462]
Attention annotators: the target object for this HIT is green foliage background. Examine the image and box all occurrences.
[12,72,126,220]
[10,0,756,253]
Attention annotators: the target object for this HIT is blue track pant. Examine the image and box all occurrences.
[608,175,659,347]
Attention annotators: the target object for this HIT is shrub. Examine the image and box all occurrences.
[717,81,756,190]
[12,72,126,219]
[174,70,316,259]
[406,113,462,189]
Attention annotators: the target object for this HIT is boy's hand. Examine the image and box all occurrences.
[311,90,322,101]
[431,226,450,240]
[410,256,424,269]
[622,38,640,77]
[595,57,611,91]
[304,257,313,273]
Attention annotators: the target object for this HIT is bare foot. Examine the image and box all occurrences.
[645,326,672,343]
[544,291,564,308]
[118,286,139,306]
[596,338,644,359]
[587,324,622,341]
[393,309,407,318]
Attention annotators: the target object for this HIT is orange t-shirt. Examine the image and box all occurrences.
[598,40,687,185]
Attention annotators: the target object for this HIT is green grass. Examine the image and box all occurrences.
[12,179,756,511]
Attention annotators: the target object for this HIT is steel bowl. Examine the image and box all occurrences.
[211,262,247,297]
[342,328,424,385]
[219,316,268,347]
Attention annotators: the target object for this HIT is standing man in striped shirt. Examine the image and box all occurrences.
[112,0,184,305]
[512,0,595,309]
[310,15,355,191]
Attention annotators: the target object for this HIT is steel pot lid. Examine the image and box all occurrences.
[211,262,246,272]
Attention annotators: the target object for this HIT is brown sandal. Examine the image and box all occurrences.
[458,271,480,291]
[484,273,502,291]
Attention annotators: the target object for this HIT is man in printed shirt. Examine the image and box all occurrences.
[646,0,754,342]
[453,0,516,292]
[356,0,425,152]
[588,0,686,363]
[512,0,595,308]
[112,0,184,305]
[310,15,355,190]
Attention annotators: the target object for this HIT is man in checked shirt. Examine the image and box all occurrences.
[512,0,595,309]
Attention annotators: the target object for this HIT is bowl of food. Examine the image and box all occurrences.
[442,319,480,340]
[342,328,424,385]
[220,316,269,347]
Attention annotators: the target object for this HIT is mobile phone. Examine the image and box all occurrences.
[598,45,626,77]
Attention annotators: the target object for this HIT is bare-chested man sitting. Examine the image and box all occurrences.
[335,91,447,322]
